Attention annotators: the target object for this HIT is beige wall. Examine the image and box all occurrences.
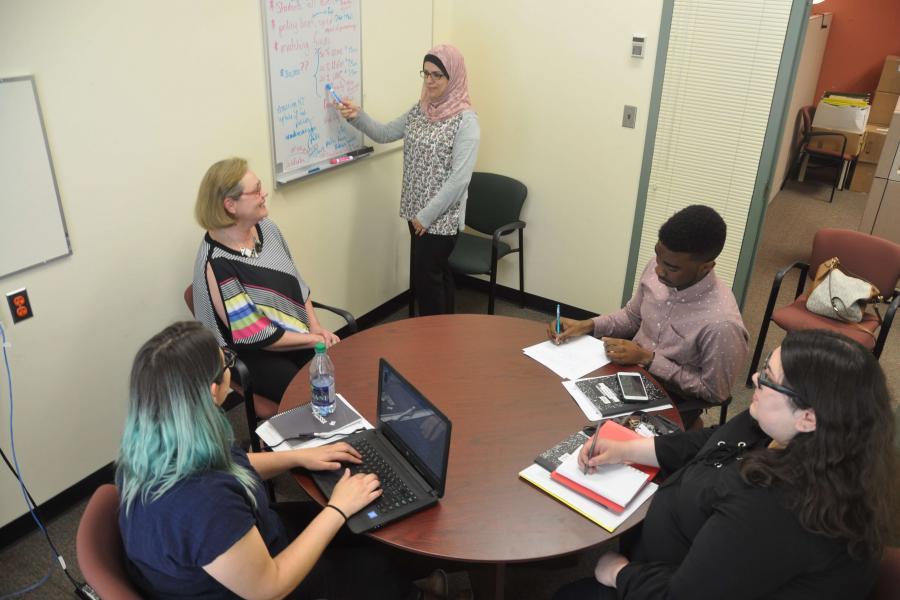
[436,1,661,309]
[770,13,831,202]
[0,0,661,528]
[0,0,416,527]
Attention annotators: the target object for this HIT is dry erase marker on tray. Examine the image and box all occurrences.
[325,83,342,103]
[330,155,353,164]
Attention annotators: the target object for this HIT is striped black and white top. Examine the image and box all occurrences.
[192,219,311,349]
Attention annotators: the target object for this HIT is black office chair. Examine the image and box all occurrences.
[448,172,528,314]
[184,284,358,452]
[674,395,732,427]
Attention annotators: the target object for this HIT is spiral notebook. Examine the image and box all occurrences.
[554,447,651,509]
[255,393,369,451]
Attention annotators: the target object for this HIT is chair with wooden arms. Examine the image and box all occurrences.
[795,105,856,203]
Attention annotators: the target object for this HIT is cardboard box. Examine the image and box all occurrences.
[809,127,864,155]
[859,124,889,164]
[812,100,869,133]
[877,55,900,94]
[849,162,877,193]
[869,91,900,125]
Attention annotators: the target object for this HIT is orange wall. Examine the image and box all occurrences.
[812,0,900,101]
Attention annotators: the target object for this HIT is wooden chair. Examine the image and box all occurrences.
[746,229,900,386]
[76,484,142,600]
[448,172,528,314]
[795,105,855,203]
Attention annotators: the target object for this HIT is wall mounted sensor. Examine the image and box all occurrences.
[632,35,645,58]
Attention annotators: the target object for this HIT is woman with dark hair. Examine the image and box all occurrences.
[338,44,479,316]
[555,329,896,600]
[116,321,413,599]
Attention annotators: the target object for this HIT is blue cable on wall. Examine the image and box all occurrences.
[0,322,96,599]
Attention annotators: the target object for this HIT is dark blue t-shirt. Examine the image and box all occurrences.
[118,446,289,599]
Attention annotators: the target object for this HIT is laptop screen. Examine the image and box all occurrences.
[377,359,451,494]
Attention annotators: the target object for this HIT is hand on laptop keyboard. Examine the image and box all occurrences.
[330,468,382,517]
[298,442,362,471]
[349,440,419,514]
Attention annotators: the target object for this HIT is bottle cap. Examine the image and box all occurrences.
[314,341,326,353]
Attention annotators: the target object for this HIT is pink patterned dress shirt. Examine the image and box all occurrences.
[592,259,749,403]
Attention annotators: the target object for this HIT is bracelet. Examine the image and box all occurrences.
[325,504,348,523]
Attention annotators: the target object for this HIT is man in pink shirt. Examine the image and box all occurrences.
[549,205,749,427]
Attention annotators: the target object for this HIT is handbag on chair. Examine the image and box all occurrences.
[806,257,882,334]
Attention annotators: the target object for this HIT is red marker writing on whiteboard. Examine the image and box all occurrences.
[330,155,353,164]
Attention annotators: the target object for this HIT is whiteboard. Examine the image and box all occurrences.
[262,0,370,184]
[0,76,71,280]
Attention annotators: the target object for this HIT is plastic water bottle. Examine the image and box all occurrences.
[309,341,336,417]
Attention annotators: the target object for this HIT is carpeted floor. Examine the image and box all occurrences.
[1,177,896,599]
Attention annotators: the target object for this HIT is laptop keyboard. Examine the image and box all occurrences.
[348,439,419,514]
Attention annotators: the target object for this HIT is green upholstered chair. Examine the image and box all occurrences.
[449,172,528,314]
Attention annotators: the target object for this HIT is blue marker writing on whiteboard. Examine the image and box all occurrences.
[325,83,342,104]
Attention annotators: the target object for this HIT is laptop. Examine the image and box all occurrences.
[310,359,452,533]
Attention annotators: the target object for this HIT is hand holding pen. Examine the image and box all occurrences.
[582,430,598,475]
[579,435,628,474]
[547,316,593,345]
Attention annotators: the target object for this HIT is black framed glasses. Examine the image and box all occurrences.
[755,353,804,404]
[216,347,237,382]
[419,69,446,81]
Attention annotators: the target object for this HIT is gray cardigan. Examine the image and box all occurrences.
[348,107,480,230]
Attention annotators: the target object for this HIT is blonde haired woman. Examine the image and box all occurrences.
[192,158,339,403]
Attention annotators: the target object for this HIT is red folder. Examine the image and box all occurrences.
[550,420,660,513]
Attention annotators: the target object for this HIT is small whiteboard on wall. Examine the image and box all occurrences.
[0,76,71,280]
[262,0,372,184]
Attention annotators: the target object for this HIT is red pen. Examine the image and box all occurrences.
[330,155,353,164]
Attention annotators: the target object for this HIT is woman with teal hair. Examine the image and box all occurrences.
[116,321,413,599]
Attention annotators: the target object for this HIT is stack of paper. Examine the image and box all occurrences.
[522,336,609,380]
[519,464,657,533]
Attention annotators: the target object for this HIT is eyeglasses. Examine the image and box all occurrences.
[419,70,446,81]
[226,181,264,201]
[755,354,804,403]
[216,347,237,382]
[240,183,264,198]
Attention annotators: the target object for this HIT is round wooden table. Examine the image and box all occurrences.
[281,315,678,593]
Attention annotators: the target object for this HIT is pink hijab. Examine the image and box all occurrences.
[419,44,472,122]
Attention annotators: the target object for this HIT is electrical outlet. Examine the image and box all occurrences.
[6,289,33,323]
[622,105,637,128]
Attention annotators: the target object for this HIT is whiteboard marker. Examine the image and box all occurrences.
[324,83,342,103]
[330,155,352,164]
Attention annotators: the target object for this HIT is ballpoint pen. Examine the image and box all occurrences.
[556,304,561,336]
[584,429,598,475]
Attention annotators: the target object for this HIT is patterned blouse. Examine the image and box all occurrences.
[192,218,311,349]
[348,104,480,236]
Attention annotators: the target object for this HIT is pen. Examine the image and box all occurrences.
[330,155,353,164]
[324,83,342,104]
[556,304,561,336]
[584,429,598,475]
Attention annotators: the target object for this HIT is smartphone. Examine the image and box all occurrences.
[617,372,649,402]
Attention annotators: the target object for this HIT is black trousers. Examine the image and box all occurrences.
[409,222,458,316]
[273,502,416,600]
[234,347,315,404]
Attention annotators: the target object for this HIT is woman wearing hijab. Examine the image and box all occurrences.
[339,44,479,316]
